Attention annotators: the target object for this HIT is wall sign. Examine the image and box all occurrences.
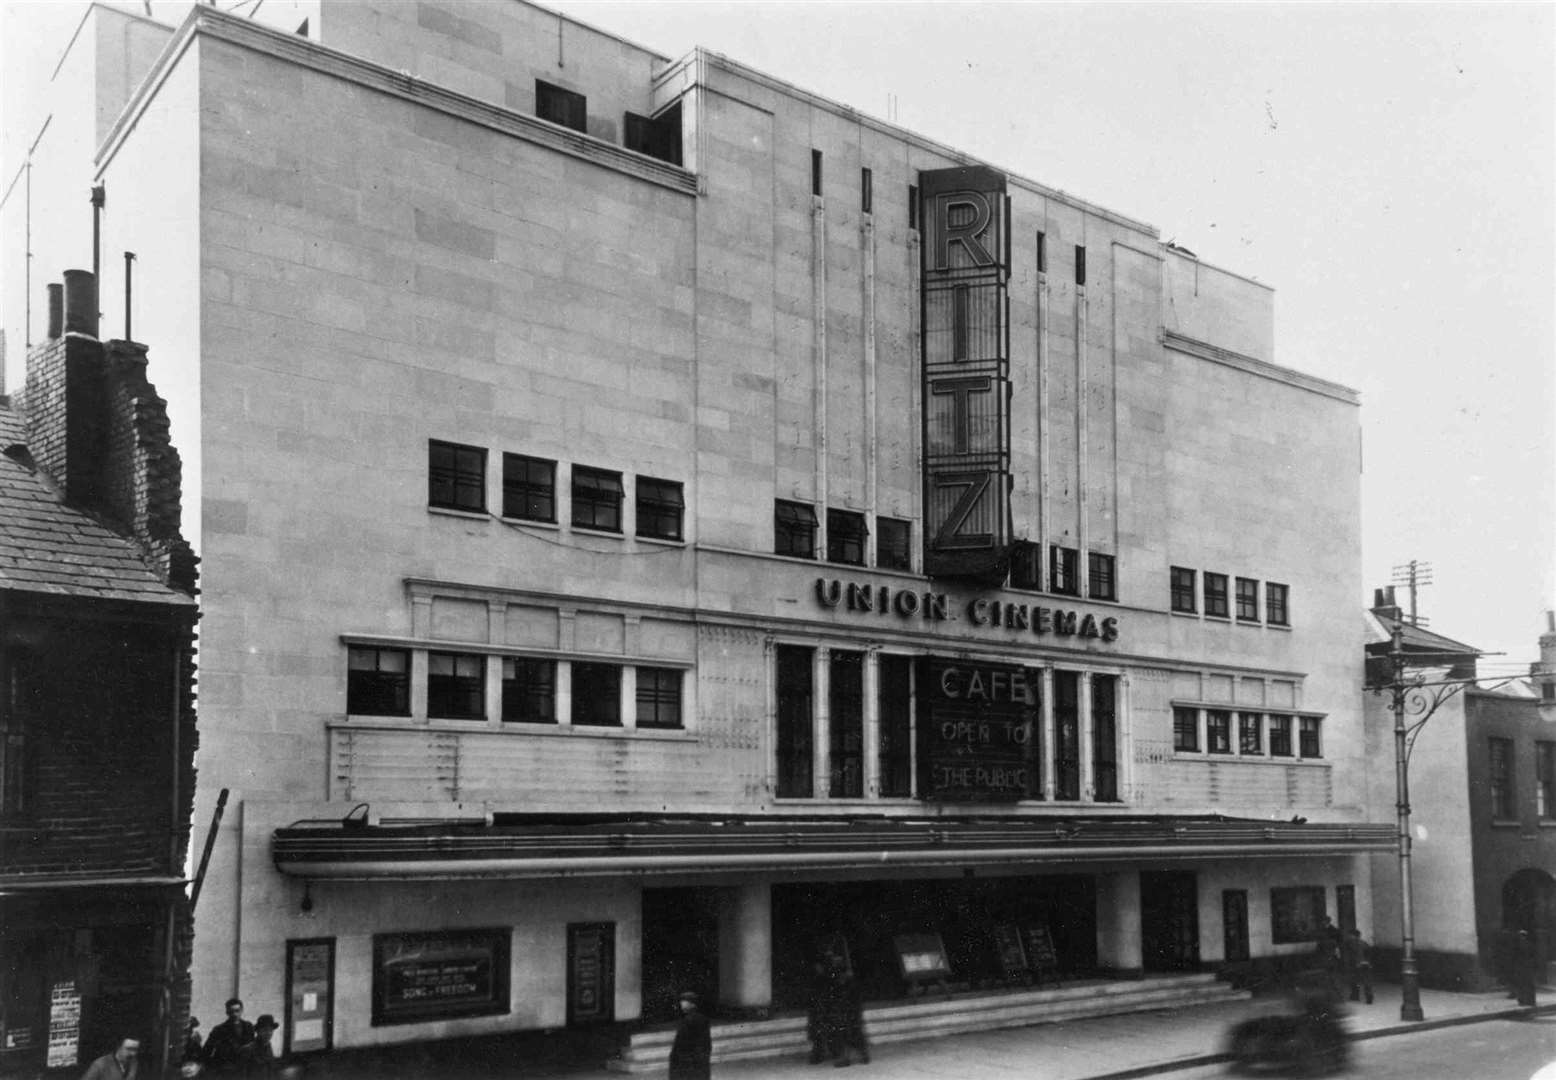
[371,929,510,1026]
[917,656,1039,800]
[566,923,615,1026]
[285,938,334,1055]
[815,576,1119,643]
[45,982,80,1070]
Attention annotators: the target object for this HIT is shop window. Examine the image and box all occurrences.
[636,477,684,541]
[1050,545,1079,596]
[1236,577,1260,621]
[623,102,681,165]
[636,667,683,729]
[1537,742,1556,820]
[501,657,555,723]
[826,509,868,566]
[1054,670,1080,799]
[1093,675,1118,802]
[429,439,485,513]
[1267,582,1290,626]
[876,517,911,571]
[1009,540,1042,590]
[572,466,623,532]
[1490,737,1515,819]
[347,647,410,716]
[572,663,621,726]
[829,652,864,798]
[1170,566,1197,613]
[877,655,913,797]
[1173,706,1200,752]
[536,80,586,132]
[1239,712,1263,755]
[775,500,818,559]
[776,645,814,797]
[428,652,484,720]
[502,453,555,522]
[1271,886,1327,944]
[1269,714,1293,757]
[1298,716,1323,759]
[1207,709,1232,754]
[1204,572,1229,618]
[1088,552,1117,601]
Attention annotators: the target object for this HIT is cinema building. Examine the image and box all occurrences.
[3,0,1391,1059]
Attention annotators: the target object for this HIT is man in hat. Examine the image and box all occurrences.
[668,990,711,1080]
[251,1015,280,1077]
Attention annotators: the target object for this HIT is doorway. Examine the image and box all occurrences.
[1222,890,1249,963]
[1141,871,1200,971]
[641,888,719,1022]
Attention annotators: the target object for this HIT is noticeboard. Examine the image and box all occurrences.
[285,938,335,1055]
[893,932,952,982]
[1021,924,1058,974]
[992,923,1028,977]
[371,928,510,1026]
[566,923,615,1026]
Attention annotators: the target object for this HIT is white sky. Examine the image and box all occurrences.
[4,0,1553,670]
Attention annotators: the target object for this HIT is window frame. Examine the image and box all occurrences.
[347,646,411,717]
[774,500,819,559]
[1269,714,1293,757]
[776,645,815,797]
[635,666,683,730]
[828,651,865,798]
[427,651,485,721]
[1238,712,1263,755]
[1490,736,1515,819]
[535,79,586,133]
[502,453,556,523]
[635,476,685,542]
[877,654,913,798]
[1271,885,1327,945]
[1298,716,1322,759]
[1093,674,1119,802]
[428,439,486,514]
[571,662,622,727]
[1173,706,1201,753]
[1049,545,1080,597]
[1235,577,1260,622]
[571,466,624,533]
[1538,741,1556,821]
[1088,552,1117,602]
[826,508,868,566]
[876,517,912,572]
[1266,582,1290,626]
[1170,567,1197,613]
[1204,572,1230,618]
[501,657,556,724]
[1206,709,1233,754]
[1,649,32,817]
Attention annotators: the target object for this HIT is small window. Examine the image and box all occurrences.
[908,185,919,230]
[636,667,683,729]
[1490,736,1515,819]
[1049,546,1079,596]
[1236,577,1260,621]
[1537,742,1556,820]
[428,652,484,720]
[501,658,555,724]
[348,647,410,716]
[572,466,623,532]
[1009,541,1042,590]
[1239,712,1262,755]
[775,500,818,559]
[1269,715,1293,757]
[876,517,911,571]
[1204,572,1229,618]
[536,79,586,133]
[826,509,868,566]
[571,662,621,726]
[860,167,873,214]
[1271,886,1327,944]
[1207,709,1232,754]
[1074,244,1086,286]
[1088,552,1117,601]
[636,477,684,541]
[503,454,555,522]
[429,440,486,513]
[1299,716,1322,759]
[1267,583,1290,626]
[1036,231,1047,273]
[811,149,823,196]
[623,102,682,165]
[1170,566,1197,613]
[1173,706,1200,753]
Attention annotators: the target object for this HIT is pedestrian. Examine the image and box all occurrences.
[182,1017,204,1065]
[80,1037,139,1080]
[1513,930,1540,1009]
[807,950,838,1065]
[668,990,712,1080]
[826,954,870,1068]
[1312,917,1343,999]
[251,1015,280,1077]
[1343,928,1373,1004]
[203,998,256,1075]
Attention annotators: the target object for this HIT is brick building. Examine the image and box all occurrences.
[4,0,1390,1065]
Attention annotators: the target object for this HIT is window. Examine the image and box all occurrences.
[1,650,31,815]
[1236,577,1260,621]
[908,185,919,230]
[775,500,818,559]
[1271,886,1327,944]
[1269,715,1293,757]
[1007,541,1040,590]
[1093,675,1118,802]
[348,647,410,716]
[502,454,555,522]
[1170,567,1197,613]
[1299,716,1322,758]
[1054,670,1080,800]
[501,658,555,723]
[1050,545,1079,596]
[1074,244,1086,286]
[776,645,814,797]
[876,518,911,571]
[829,652,864,798]
[1538,742,1556,820]
[636,667,682,729]
[1490,737,1515,819]
[623,102,681,165]
[1207,709,1232,754]
[826,509,867,565]
[1204,572,1229,618]
[878,655,913,797]
[536,79,586,132]
[1036,231,1047,273]
[572,466,623,532]
[571,662,621,726]
[1173,706,1200,752]
[428,652,484,719]
[860,167,873,214]
[1239,712,1262,755]
[811,149,823,196]
[1266,582,1290,626]
[636,477,684,541]
[1088,552,1117,601]
[429,440,485,513]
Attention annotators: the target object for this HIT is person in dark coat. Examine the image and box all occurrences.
[668,990,712,1080]
[251,1015,280,1077]
[1342,928,1373,1004]
[807,951,839,1064]
[79,1037,139,1080]
[203,998,256,1075]
[1512,930,1540,1009]
[826,955,870,1068]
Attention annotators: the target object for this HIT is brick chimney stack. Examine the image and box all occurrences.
[1536,610,1556,705]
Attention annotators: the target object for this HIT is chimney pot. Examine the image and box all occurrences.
[62,269,98,338]
[46,284,64,339]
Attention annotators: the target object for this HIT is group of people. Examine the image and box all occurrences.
[1311,917,1374,1004]
[80,999,294,1080]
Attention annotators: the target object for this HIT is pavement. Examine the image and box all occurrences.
[300,982,1551,1080]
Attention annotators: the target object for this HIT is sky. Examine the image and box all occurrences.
[3,0,1553,672]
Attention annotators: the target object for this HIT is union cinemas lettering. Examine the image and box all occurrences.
[814,577,1119,643]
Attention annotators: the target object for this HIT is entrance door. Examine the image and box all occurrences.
[641,888,719,1022]
[1140,871,1200,971]
[566,923,614,1027]
[1222,890,1249,963]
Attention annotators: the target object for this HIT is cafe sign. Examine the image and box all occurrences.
[917,656,1038,801]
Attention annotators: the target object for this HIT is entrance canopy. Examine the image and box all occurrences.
[272,814,1394,881]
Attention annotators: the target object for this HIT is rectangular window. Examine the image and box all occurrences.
[878,655,913,798]
[1538,742,1556,820]
[428,652,484,720]
[1,652,31,816]
[536,79,586,132]
[1207,709,1232,754]
[776,645,814,798]
[502,453,555,522]
[1236,577,1260,621]
[1054,670,1080,800]
[623,102,682,165]
[1170,566,1197,613]
[1299,716,1322,759]
[501,658,555,723]
[348,647,410,717]
[1093,675,1118,802]
[635,477,684,541]
[571,662,621,726]
[829,651,864,798]
[1267,583,1290,626]
[572,466,623,532]
[1173,706,1200,752]
[908,185,919,230]
[860,167,873,214]
[826,509,868,565]
[1239,712,1262,755]
[1088,552,1117,601]
[1036,231,1047,273]
[1074,244,1086,286]
[1009,541,1042,590]
[1269,715,1293,757]
[1271,886,1327,945]
[775,500,818,559]
[635,667,682,729]
[811,149,823,196]
[1204,572,1229,618]
[876,517,911,571]
[1491,737,1515,819]
[429,440,485,513]
[1050,546,1079,596]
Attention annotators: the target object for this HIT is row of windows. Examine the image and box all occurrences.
[1009,544,1116,601]
[774,501,912,569]
[347,646,684,729]
[1489,737,1556,822]
[430,441,685,541]
[1171,567,1289,626]
[535,80,683,166]
[1172,706,1322,759]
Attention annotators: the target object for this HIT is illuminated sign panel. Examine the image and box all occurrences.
[917,656,1039,801]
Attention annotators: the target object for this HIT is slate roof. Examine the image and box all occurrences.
[0,401,193,606]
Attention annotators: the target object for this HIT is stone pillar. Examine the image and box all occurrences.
[718,883,773,1015]
[1096,870,1143,974]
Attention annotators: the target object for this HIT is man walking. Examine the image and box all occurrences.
[1343,928,1373,1004]
[80,1037,139,1080]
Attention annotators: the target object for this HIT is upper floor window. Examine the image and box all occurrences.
[1298,716,1323,759]
[1267,583,1290,626]
[636,667,683,729]
[1204,572,1230,618]
[1269,715,1293,757]
[636,477,685,541]
[503,453,555,522]
[876,517,911,571]
[1172,706,1200,752]
[1207,709,1233,754]
[811,149,823,196]
[1009,541,1042,590]
[1170,567,1197,613]
[1490,737,1515,819]
[775,500,818,559]
[572,662,621,726]
[1,650,33,816]
[860,167,873,214]
[572,466,623,533]
[623,102,681,165]
[1049,545,1079,596]
[429,440,485,513]
[502,658,555,724]
[428,652,484,720]
[1236,577,1260,621]
[1538,742,1556,820]
[827,509,868,566]
[347,646,410,716]
[1239,712,1263,755]
[1088,552,1117,601]
[536,79,586,133]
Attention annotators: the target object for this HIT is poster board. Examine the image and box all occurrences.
[285,938,335,1055]
[893,932,952,983]
[992,923,1030,981]
[371,928,510,1025]
[1020,924,1060,985]
[45,982,80,1070]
